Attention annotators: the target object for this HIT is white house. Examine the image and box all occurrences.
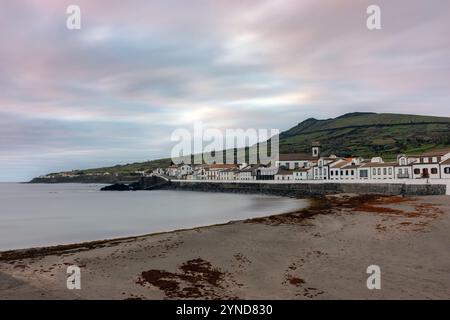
[312,157,340,180]
[411,149,450,179]
[255,166,278,180]
[328,159,350,180]
[205,164,237,180]
[339,164,360,180]
[274,169,294,180]
[236,166,254,180]
[359,162,396,180]
[393,154,414,179]
[293,168,310,180]
[440,158,450,179]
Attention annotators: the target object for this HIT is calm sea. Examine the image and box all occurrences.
[0,183,308,251]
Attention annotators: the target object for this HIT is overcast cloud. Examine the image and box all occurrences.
[1,0,449,181]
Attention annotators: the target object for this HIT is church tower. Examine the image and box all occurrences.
[311,141,321,158]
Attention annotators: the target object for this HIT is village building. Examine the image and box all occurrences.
[163,141,450,183]
[359,161,396,180]
[328,159,350,180]
[293,168,310,180]
[236,166,255,180]
[339,164,359,180]
[274,168,294,180]
[311,156,340,180]
[440,158,450,179]
[255,166,278,180]
[276,141,321,169]
[205,164,237,180]
[394,154,413,179]
[411,149,450,179]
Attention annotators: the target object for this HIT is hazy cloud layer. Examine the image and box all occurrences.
[1,0,449,180]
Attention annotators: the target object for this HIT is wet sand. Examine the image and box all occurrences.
[0,194,449,300]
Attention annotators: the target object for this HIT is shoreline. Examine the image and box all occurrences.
[0,196,313,261]
[0,219,243,262]
[1,193,449,299]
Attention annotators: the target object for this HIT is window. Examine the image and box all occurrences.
[378,168,381,175]
[445,167,450,174]
[383,168,387,175]
[388,168,392,175]
[423,158,428,163]
[351,170,354,176]
[414,168,420,174]
[345,170,349,176]
[373,168,376,175]
[360,170,368,178]
[330,170,334,176]
[294,162,299,168]
[431,168,438,174]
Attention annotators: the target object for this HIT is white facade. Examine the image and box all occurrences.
[164,147,450,183]
[275,173,294,180]
[412,163,441,179]
[441,160,450,179]
[359,163,395,180]
[293,169,310,180]
[395,166,412,179]
[276,160,310,170]
[237,170,254,180]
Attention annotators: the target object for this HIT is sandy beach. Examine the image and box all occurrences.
[0,194,449,300]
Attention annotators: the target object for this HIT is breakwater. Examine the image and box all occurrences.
[102,177,447,196]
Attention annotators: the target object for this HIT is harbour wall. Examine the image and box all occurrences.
[165,180,448,197]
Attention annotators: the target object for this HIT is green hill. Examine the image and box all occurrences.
[279,112,450,159]
[30,112,450,182]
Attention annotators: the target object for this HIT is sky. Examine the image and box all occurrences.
[1,0,450,181]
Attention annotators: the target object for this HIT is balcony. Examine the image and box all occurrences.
[397,173,410,179]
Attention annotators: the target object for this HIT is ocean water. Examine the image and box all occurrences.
[0,183,308,251]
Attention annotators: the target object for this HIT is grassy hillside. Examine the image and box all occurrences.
[279,112,450,159]
[31,112,450,181]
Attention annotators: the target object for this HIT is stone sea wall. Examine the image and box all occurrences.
[164,181,446,197]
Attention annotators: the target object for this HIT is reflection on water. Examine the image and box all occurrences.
[0,183,308,251]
